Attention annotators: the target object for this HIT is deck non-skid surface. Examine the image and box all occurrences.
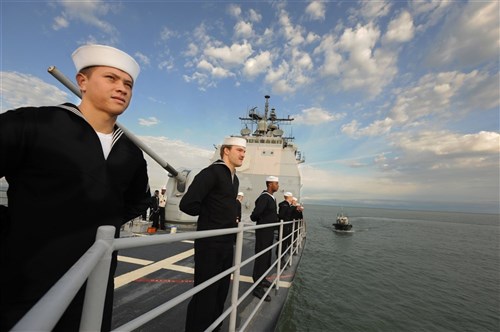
[112,232,303,332]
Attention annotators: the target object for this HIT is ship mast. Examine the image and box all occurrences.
[239,95,294,143]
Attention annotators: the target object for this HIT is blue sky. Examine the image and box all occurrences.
[1,1,499,213]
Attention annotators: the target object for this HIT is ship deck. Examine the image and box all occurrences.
[112,226,304,332]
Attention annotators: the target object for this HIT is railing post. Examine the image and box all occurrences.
[229,222,244,332]
[299,219,304,249]
[275,220,284,291]
[79,226,115,332]
[296,220,301,252]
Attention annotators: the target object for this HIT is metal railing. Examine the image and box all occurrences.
[12,218,306,332]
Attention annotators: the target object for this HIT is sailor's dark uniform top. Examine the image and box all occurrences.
[0,103,151,329]
[278,200,294,222]
[179,159,239,244]
[250,191,278,224]
[292,207,303,220]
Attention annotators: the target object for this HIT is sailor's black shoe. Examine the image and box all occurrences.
[260,279,272,288]
[253,286,271,302]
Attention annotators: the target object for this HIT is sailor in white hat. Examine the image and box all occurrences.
[219,136,247,169]
[0,44,150,331]
[178,135,246,330]
[73,44,141,137]
[265,175,279,183]
[72,44,140,81]
[249,174,280,301]
[277,190,295,266]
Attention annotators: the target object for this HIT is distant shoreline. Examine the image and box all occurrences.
[302,200,499,215]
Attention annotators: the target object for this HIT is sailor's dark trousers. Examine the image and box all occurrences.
[185,239,234,332]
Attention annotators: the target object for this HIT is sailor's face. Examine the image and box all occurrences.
[78,66,133,116]
[228,145,246,168]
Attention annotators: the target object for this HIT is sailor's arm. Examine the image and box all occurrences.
[0,107,36,177]
[179,168,215,216]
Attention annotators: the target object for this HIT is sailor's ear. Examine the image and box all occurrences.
[75,72,88,92]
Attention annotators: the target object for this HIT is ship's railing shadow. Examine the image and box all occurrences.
[11,218,306,332]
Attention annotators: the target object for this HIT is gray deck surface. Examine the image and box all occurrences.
[112,227,304,332]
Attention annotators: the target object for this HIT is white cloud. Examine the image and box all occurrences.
[395,130,500,156]
[384,10,415,43]
[158,58,174,71]
[204,41,253,66]
[196,59,234,79]
[314,34,342,76]
[293,107,345,125]
[52,16,69,30]
[410,0,452,32]
[243,51,272,79]
[138,117,160,127]
[305,1,326,21]
[341,118,393,138]
[279,9,305,46]
[338,23,398,96]
[134,52,150,66]
[160,27,177,41]
[426,1,500,68]
[52,0,118,35]
[1,72,69,112]
[139,136,213,191]
[227,4,242,19]
[184,43,199,57]
[390,70,493,124]
[359,0,392,19]
[305,31,320,44]
[234,21,253,39]
[300,164,418,201]
[248,9,262,22]
[264,58,312,95]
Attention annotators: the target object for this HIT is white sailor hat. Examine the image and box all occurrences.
[266,176,279,182]
[222,136,246,148]
[237,192,244,196]
[284,192,293,197]
[72,44,140,82]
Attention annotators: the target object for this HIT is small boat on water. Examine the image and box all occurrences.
[333,212,352,231]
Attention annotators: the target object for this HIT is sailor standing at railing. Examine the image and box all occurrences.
[250,175,280,302]
[0,44,151,332]
[179,136,246,332]
[277,192,295,266]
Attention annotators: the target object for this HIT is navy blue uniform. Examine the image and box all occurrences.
[180,160,239,332]
[277,200,294,258]
[250,191,278,283]
[0,104,150,331]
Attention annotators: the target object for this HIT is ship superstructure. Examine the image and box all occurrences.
[165,95,305,223]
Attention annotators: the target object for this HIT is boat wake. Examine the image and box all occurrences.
[333,229,354,234]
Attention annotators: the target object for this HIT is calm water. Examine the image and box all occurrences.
[277,205,500,332]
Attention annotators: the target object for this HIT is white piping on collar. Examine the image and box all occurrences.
[57,104,123,150]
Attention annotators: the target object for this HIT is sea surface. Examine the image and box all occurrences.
[276,205,500,332]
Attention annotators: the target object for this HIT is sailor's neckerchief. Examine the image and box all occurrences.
[260,190,276,201]
[57,103,124,150]
[212,159,236,182]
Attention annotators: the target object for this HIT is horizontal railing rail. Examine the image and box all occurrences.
[12,219,306,332]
